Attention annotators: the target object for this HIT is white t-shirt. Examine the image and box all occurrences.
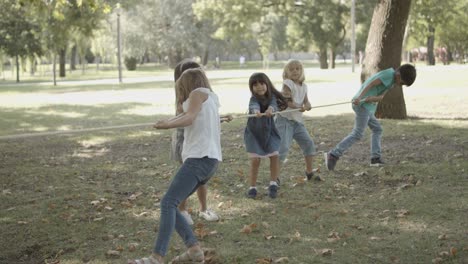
[278,79,308,123]
[181,88,222,162]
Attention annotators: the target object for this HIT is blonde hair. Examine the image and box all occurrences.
[175,68,212,105]
[283,59,305,84]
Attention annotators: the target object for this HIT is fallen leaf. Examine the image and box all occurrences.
[437,234,448,240]
[274,257,289,263]
[396,209,410,218]
[438,251,449,257]
[256,257,272,263]
[320,248,333,256]
[106,250,120,257]
[432,257,443,264]
[450,247,457,256]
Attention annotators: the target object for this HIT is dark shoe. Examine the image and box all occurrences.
[247,188,257,199]
[370,157,385,167]
[268,185,278,199]
[306,171,322,181]
[324,152,339,171]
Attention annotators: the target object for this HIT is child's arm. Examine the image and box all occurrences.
[302,93,312,111]
[352,78,382,105]
[248,97,263,117]
[154,90,207,129]
[282,85,299,109]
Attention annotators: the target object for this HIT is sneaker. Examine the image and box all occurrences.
[247,188,257,199]
[199,209,219,221]
[180,210,194,225]
[370,157,385,167]
[324,152,339,171]
[268,184,278,199]
[305,171,322,181]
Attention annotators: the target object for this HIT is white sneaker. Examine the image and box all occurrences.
[199,209,219,221]
[180,210,194,225]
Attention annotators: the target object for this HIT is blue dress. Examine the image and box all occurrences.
[244,95,281,156]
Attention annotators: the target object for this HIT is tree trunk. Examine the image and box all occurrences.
[202,47,209,66]
[361,0,411,119]
[53,54,57,86]
[16,54,20,83]
[59,48,66,77]
[71,45,77,71]
[426,25,435,65]
[330,48,336,69]
[318,46,328,69]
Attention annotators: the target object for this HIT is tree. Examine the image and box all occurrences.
[287,0,348,69]
[361,0,412,119]
[0,1,43,82]
[409,0,455,65]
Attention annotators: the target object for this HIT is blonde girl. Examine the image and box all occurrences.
[129,68,221,264]
[275,60,321,182]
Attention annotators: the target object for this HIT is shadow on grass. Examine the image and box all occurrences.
[0,115,466,263]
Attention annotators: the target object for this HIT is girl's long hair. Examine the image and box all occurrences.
[174,60,202,114]
[249,72,287,111]
[176,68,212,106]
[283,59,305,84]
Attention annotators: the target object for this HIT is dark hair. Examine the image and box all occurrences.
[174,59,201,82]
[249,72,287,111]
[398,64,416,86]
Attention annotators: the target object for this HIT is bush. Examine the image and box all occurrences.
[124,56,138,71]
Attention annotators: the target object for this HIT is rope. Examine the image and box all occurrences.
[0,101,350,141]
[233,101,350,118]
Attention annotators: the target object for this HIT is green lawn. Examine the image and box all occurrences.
[0,63,467,263]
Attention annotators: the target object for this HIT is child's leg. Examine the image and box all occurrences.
[249,158,261,187]
[292,123,316,174]
[269,155,280,182]
[275,115,293,163]
[367,114,383,159]
[331,105,370,157]
[196,185,208,212]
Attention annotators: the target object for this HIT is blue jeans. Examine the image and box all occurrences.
[275,115,316,162]
[331,104,382,159]
[153,157,219,256]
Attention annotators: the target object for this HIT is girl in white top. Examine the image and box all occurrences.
[276,60,321,182]
[129,68,221,264]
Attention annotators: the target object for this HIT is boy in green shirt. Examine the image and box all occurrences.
[325,64,417,170]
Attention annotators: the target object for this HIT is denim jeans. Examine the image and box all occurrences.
[153,157,219,256]
[331,104,382,158]
[275,115,316,162]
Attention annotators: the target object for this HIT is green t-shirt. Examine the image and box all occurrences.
[353,68,395,114]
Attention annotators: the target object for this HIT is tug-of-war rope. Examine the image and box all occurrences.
[0,101,350,141]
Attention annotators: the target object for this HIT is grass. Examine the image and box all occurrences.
[0,63,467,263]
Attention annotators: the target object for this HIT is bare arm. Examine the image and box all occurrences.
[154,90,207,129]
[282,85,299,109]
[302,93,311,111]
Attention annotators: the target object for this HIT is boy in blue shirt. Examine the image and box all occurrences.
[325,64,417,170]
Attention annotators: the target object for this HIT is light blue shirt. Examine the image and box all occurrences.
[353,68,395,114]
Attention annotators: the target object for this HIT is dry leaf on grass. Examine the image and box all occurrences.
[105,250,120,257]
[256,258,273,263]
[240,223,257,234]
[273,257,289,263]
[396,209,409,218]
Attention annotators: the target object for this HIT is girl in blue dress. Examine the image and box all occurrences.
[244,73,287,199]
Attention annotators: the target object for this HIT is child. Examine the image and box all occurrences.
[276,60,321,182]
[324,64,417,170]
[129,68,222,264]
[172,59,220,225]
[244,73,287,199]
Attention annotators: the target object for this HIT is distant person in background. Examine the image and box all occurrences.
[239,55,246,67]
